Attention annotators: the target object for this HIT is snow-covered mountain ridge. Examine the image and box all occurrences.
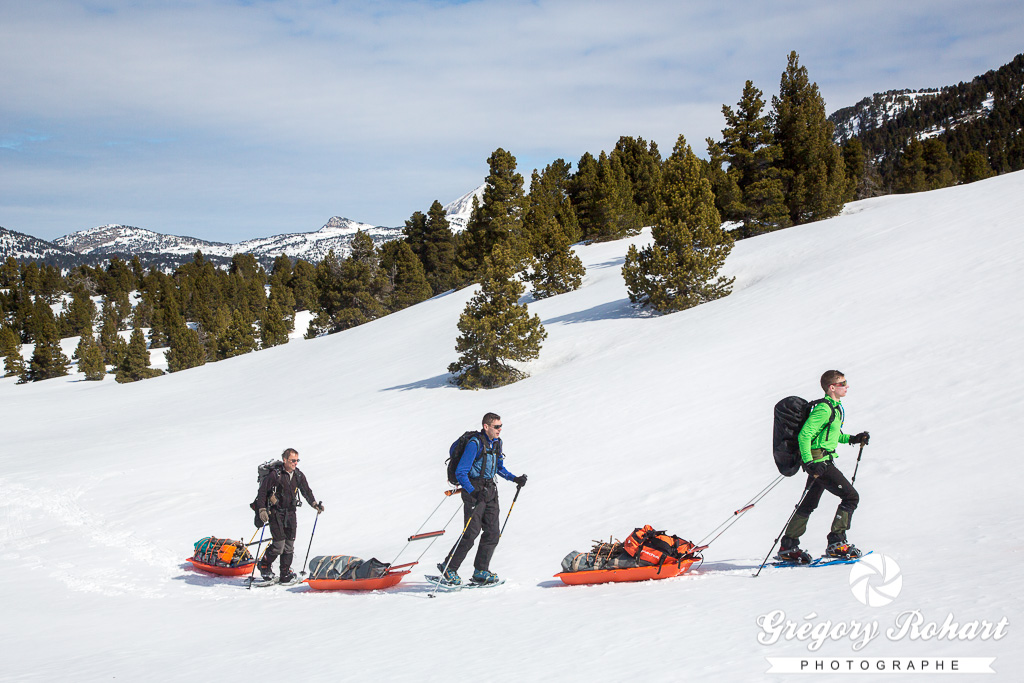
[3,185,485,268]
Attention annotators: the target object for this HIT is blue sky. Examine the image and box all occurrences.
[1,0,1021,242]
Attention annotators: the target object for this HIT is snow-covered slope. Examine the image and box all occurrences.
[3,172,1022,680]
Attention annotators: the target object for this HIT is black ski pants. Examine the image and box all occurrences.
[261,508,298,572]
[783,459,860,547]
[446,480,500,573]
[796,460,859,517]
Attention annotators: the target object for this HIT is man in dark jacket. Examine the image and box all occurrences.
[438,412,527,585]
[256,448,323,583]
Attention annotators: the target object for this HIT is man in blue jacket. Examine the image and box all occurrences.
[439,412,527,585]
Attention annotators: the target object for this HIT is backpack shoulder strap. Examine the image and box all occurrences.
[807,398,839,439]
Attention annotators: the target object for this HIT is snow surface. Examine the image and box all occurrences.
[3,172,1024,680]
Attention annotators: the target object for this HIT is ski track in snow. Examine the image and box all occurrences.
[1,479,176,598]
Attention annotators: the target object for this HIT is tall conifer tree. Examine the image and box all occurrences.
[449,243,547,389]
[771,51,847,224]
[456,148,527,282]
[717,80,790,238]
[622,136,735,312]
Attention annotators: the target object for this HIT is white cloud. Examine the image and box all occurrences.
[1,0,1022,240]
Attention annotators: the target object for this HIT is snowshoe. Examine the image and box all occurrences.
[471,569,500,585]
[436,562,461,586]
[825,541,862,559]
[258,561,275,582]
[279,569,298,584]
[775,547,813,565]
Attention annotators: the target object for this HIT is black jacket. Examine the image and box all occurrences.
[256,467,316,511]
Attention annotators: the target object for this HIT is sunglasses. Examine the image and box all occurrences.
[834,381,848,387]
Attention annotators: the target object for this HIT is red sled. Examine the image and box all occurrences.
[554,558,699,586]
[304,569,411,591]
[186,557,256,577]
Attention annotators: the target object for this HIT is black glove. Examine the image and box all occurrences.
[467,489,483,506]
[849,431,871,445]
[258,508,270,524]
[513,474,528,488]
[802,461,828,477]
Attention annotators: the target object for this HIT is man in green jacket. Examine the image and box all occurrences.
[778,370,870,563]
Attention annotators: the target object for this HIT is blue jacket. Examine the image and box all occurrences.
[455,433,516,494]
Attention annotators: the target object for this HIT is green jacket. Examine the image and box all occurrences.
[797,396,850,463]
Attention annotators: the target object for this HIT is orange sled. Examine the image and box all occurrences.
[303,563,415,591]
[186,557,256,577]
[555,558,698,586]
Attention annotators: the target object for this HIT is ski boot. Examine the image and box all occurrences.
[775,547,813,565]
[471,569,500,585]
[258,559,275,582]
[825,541,862,559]
[436,562,461,586]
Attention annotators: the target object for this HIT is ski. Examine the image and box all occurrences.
[424,575,506,591]
[769,550,873,568]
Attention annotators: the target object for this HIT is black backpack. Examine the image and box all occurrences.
[772,396,838,476]
[249,459,300,528]
[446,431,484,486]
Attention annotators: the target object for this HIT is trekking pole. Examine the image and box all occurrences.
[429,506,477,599]
[696,474,785,549]
[246,523,268,589]
[299,502,322,577]
[498,483,523,540]
[754,478,817,578]
[851,443,866,484]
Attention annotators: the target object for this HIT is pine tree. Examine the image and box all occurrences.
[26,299,71,382]
[922,139,954,189]
[959,150,994,184]
[98,300,128,368]
[166,322,206,373]
[772,51,847,224]
[622,135,735,312]
[217,309,258,360]
[611,136,664,222]
[0,325,25,378]
[841,138,867,200]
[895,139,928,193]
[525,159,581,251]
[116,328,162,383]
[260,298,291,348]
[61,285,97,339]
[570,151,643,242]
[717,80,790,238]
[379,240,432,312]
[404,203,458,296]
[75,334,106,381]
[448,242,547,389]
[455,148,527,282]
[421,200,457,294]
[525,216,586,299]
